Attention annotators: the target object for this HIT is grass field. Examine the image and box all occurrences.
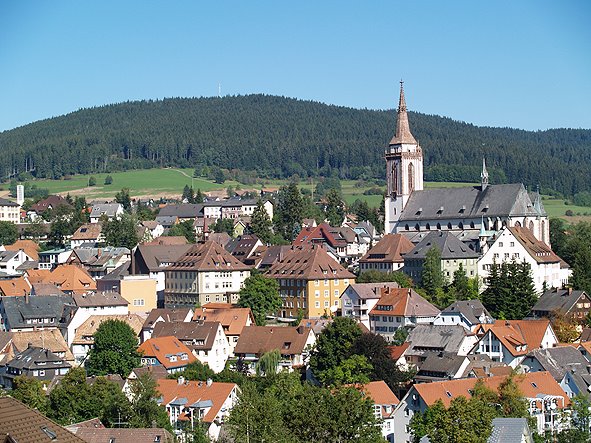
[8,169,591,222]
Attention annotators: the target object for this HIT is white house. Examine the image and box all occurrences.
[0,198,20,224]
[340,282,400,330]
[90,203,124,223]
[0,248,33,276]
[433,300,494,330]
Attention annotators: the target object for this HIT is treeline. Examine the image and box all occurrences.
[0,94,590,196]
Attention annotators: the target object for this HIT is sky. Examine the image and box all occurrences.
[0,1,590,132]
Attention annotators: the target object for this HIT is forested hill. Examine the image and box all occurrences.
[0,94,590,196]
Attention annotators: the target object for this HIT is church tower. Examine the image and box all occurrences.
[384,82,423,233]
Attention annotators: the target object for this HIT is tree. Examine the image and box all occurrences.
[482,260,537,319]
[167,219,196,243]
[421,246,446,301]
[128,373,172,431]
[104,175,113,185]
[309,317,363,386]
[115,187,132,211]
[551,311,580,343]
[324,189,345,227]
[172,360,215,381]
[102,213,139,249]
[0,221,18,245]
[256,349,281,376]
[356,270,414,287]
[321,354,372,386]
[194,188,205,204]
[48,367,94,425]
[11,376,48,414]
[88,176,97,186]
[89,376,134,427]
[212,167,226,184]
[274,183,303,241]
[85,319,141,377]
[238,272,282,326]
[448,263,479,301]
[249,200,273,243]
[211,218,235,236]
[47,204,79,247]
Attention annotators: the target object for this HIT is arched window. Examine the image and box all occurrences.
[459,222,464,230]
[502,220,507,227]
[405,224,410,231]
[408,163,415,193]
[470,222,475,229]
[391,162,398,195]
[447,222,452,230]
[529,221,534,232]
[542,220,546,243]
[426,223,431,230]
[514,221,522,227]
[415,224,420,231]
[437,223,441,230]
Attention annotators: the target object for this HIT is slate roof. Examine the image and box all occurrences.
[71,428,175,443]
[405,231,479,260]
[158,203,204,218]
[415,352,467,378]
[6,345,71,371]
[370,287,440,318]
[525,346,590,381]
[440,300,493,325]
[73,291,128,308]
[143,308,193,330]
[0,197,19,207]
[152,321,222,352]
[406,325,471,356]
[0,397,85,443]
[359,234,415,264]
[258,245,292,268]
[265,245,355,280]
[226,235,262,261]
[90,203,122,219]
[132,243,192,273]
[167,240,251,272]
[488,418,532,443]
[0,294,75,330]
[234,325,313,356]
[345,282,400,300]
[399,183,542,222]
[531,288,588,316]
[509,226,562,264]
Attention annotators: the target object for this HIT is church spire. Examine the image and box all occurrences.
[389,80,417,145]
[481,157,489,191]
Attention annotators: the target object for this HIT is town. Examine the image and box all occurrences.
[0,83,589,443]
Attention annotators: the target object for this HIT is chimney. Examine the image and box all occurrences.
[568,287,573,295]
[206,378,213,387]
[177,376,185,385]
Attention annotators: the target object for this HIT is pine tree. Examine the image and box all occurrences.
[483,260,537,319]
[274,183,303,241]
[421,246,445,301]
[325,189,345,226]
[249,200,273,243]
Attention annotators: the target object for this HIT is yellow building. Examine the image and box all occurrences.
[98,275,158,313]
[266,245,355,319]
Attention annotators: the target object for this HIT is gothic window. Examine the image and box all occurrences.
[405,224,409,231]
[542,220,546,243]
[447,222,452,230]
[392,163,398,195]
[415,224,420,231]
[514,221,521,227]
[470,222,475,229]
[529,221,534,232]
[459,222,464,230]
[437,223,441,230]
[408,163,415,193]
[426,223,430,230]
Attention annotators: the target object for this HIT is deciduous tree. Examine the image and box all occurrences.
[86,319,141,377]
[238,272,282,326]
[0,221,18,245]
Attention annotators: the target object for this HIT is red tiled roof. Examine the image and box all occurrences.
[166,241,251,272]
[138,336,196,370]
[359,234,414,264]
[476,319,552,357]
[369,287,440,318]
[265,245,355,280]
[509,227,562,264]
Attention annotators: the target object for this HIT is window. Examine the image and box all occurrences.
[334,290,339,297]
[324,301,329,307]
[324,290,329,297]
[315,301,320,308]
[498,242,504,247]
[314,280,319,286]
[324,279,329,286]
[315,290,320,298]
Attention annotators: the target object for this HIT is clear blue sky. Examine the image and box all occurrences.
[1,0,589,132]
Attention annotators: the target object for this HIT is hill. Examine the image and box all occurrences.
[0,94,590,196]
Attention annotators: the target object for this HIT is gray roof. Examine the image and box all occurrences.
[73,291,128,308]
[525,347,591,381]
[563,368,591,397]
[90,203,122,218]
[345,283,400,300]
[158,203,204,218]
[488,418,532,443]
[0,295,75,330]
[416,352,467,377]
[406,325,471,356]
[132,244,192,273]
[0,197,19,207]
[152,321,221,351]
[405,231,479,260]
[0,250,18,263]
[440,300,493,325]
[203,198,258,208]
[7,346,71,371]
[531,288,589,316]
[399,183,543,222]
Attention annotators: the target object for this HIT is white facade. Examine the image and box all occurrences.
[37,249,73,270]
[369,312,437,341]
[66,302,129,347]
[0,200,20,224]
[192,323,230,373]
[0,249,32,276]
[340,286,381,330]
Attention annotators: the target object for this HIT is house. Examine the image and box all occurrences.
[357,381,399,442]
[37,247,73,270]
[138,336,197,374]
[479,227,570,293]
[152,321,229,373]
[0,276,31,296]
[353,220,381,246]
[28,195,72,218]
[203,198,273,220]
[157,378,239,440]
[70,427,174,443]
[403,231,479,284]
[404,324,478,367]
[2,345,71,389]
[71,314,144,365]
[530,288,591,322]
[521,346,591,381]
[0,294,75,332]
[42,264,97,294]
[293,223,367,263]
[358,234,415,273]
[141,307,194,342]
[225,234,263,265]
[70,223,103,248]
[90,203,124,223]
[413,352,471,383]
[265,244,355,319]
[0,248,34,276]
[98,265,159,313]
[393,371,568,442]
[433,299,495,330]
[164,241,251,308]
[65,291,129,346]
[488,417,535,443]
[4,239,40,261]
[0,397,86,443]
[560,366,591,399]
[472,319,558,368]
[193,304,255,355]
[368,287,440,341]
[234,325,315,373]
[0,197,20,224]
[256,244,292,270]
[141,220,164,240]
[68,246,130,278]
[8,329,76,365]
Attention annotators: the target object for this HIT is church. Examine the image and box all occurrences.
[384,83,550,252]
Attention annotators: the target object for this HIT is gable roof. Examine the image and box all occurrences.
[30,195,72,213]
[137,336,196,369]
[413,371,567,409]
[440,300,493,325]
[73,291,128,308]
[9,329,75,362]
[0,277,31,296]
[31,283,65,296]
[194,306,254,336]
[133,243,192,273]
[488,417,532,443]
[406,325,472,355]
[406,231,479,260]
[152,321,222,352]
[234,325,313,356]
[0,197,19,207]
[265,245,355,280]
[0,294,75,330]
[476,319,553,357]
[225,235,262,262]
[143,308,193,329]
[369,287,440,318]
[344,282,400,300]
[399,183,541,222]
[0,397,85,443]
[158,203,204,218]
[72,314,144,346]
[4,240,40,261]
[71,223,102,241]
[358,381,399,417]
[359,234,415,264]
[7,345,71,371]
[509,226,562,264]
[166,241,251,272]
[531,288,588,315]
[156,379,237,423]
[70,428,174,443]
[525,346,590,381]
[293,223,348,249]
[90,203,122,219]
[45,264,97,294]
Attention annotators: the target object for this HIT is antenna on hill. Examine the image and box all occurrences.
[218,83,222,98]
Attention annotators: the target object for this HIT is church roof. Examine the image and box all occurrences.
[389,81,417,146]
[399,183,542,222]
[405,231,479,260]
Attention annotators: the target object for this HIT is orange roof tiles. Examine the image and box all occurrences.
[476,319,552,356]
[194,306,254,336]
[360,381,399,417]
[46,265,97,294]
[266,244,355,280]
[359,234,415,264]
[369,287,440,318]
[388,342,410,361]
[509,227,562,264]
[0,277,31,296]
[167,241,251,272]
[4,240,39,261]
[138,336,196,370]
[24,269,51,284]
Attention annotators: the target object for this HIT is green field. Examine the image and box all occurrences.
[542,198,591,219]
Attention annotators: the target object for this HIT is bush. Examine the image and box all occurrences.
[565,209,574,216]
[88,176,97,187]
[104,175,113,185]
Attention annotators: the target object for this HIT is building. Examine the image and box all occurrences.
[530,288,591,321]
[358,234,415,274]
[141,307,194,342]
[38,247,73,270]
[356,381,399,442]
[413,352,470,383]
[2,345,71,389]
[403,231,479,284]
[156,378,239,440]
[225,234,263,265]
[70,427,174,443]
[137,336,197,374]
[0,197,20,223]
[384,83,550,250]
[41,264,97,295]
[0,294,75,333]
[28,195,72,218]
[0,248,33,276]
[433,299,494,330]
[234,325,315,373]
[193,304,255,355]
[70,223,104,248]
[293,223,368,263]
[265,244,355,319]
[90,203,124,223]
[164,241,251,308]
[479,227,570,293]
[522,346,591,381]
[368,287,440,341]
[152,321,229,373]
[340,282,400,330]
[404,324,478,367]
